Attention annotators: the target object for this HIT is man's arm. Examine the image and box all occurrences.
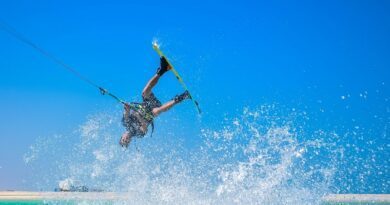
[123,103,131,119]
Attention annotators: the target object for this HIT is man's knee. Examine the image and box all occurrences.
[142,90,150,99]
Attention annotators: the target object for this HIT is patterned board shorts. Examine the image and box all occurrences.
[122,93,161,137]
[142,92,162,112]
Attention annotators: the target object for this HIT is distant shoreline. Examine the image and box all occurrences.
[0,192,389,203]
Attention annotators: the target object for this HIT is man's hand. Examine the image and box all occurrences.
[124,103,131,112]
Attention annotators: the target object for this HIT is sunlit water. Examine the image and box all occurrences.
[23,105,385,205]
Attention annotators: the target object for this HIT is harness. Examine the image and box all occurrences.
[131,102,155,137]
[98,88,155,137]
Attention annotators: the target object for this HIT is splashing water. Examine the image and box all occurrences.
[24,106,346,204]
[152,39,161,49]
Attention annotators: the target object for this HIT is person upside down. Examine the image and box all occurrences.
[119,57,191,148]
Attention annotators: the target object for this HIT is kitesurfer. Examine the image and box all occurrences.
[119,57,191,148]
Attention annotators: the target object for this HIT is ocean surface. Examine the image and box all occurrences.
[0,200,388,205]
[19,105,388,205]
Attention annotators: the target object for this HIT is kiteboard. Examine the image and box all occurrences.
[152,42,201,114]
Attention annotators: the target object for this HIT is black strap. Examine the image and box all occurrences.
[150,121,154,137]
[129,102,155,138]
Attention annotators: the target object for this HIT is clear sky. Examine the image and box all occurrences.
[0,0,389,192]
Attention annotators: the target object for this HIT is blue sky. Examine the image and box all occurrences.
[0,0,389,192]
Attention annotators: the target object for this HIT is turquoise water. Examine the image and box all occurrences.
[0,200,119,205]
[0,200,389,205]
[0,201,38,205]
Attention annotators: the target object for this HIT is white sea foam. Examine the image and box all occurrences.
[25,106,345,204]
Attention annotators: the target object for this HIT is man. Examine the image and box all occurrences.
[119,57,190,148]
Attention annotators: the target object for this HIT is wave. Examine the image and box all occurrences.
[24,105,345,204]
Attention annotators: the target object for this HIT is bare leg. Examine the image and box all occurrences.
[152,90,191,117]
[152,100,177,117]
[142,74,160,98]
[142,57,172,98]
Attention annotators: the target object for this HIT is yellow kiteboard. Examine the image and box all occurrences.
[152,42,201,114]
